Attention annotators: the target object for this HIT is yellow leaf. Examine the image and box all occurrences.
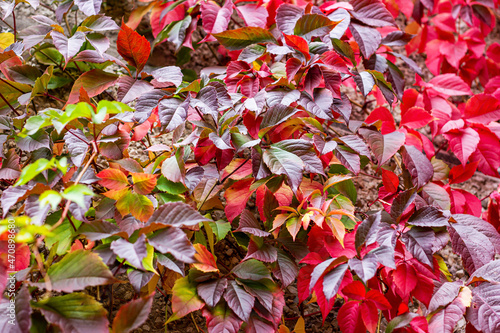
[294,317,306,333]
[0,32,14,49]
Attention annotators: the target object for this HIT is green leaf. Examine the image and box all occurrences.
[207,220,231,241]
[167,276,204,323]
[213,27,277,51]
[32,250,117,292]
[294,14,336,40]
[231,259,272,281]
[15,157,68,186]
[31,293,109,332]
[62,184,94,209]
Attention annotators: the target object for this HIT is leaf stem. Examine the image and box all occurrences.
[0,91,20,115]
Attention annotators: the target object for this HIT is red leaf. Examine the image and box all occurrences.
[365,107,396,134]
[193,244,218,272]
[201,0,233,42]
[392,263,417,300]
[337,301,365,333]
[284,34,310,59]
[342,280,366,300]
[400,107,434,129]
[97,168,129,190]
[66,69,119,105]
[117,21,151,72]
[224,178,255,222]
[381,169,399,194]
[366,290,391,310]
[444,128,480,166]
[463,93,500,124]
[449,161,479,184]
[470,127,500,177]
[360,301,379,333]
[426,74,472,97]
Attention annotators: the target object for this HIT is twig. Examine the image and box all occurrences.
[359,171,381,180]
[0,91,20,115]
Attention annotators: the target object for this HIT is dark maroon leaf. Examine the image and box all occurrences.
[355,211,381,249]
[224,280,255,321]
[349,253,378,283]
[272,139,325,176]
[401,145,433,188]
[298,89,333,119]
[64,129,89,167]
[148,227,196,263]
[361,129,405,166]
[381,31,414,46]
[332,93,352,122]
[354,71,375,96]
[408,207,450,227]
[350,23,381,59]
[309,258,335,291]
[370,245,395,269]
[197,278,228,307]
[128,270,155,293]
[390,189,417,221]
[340,135,370,157]
[335,147,361,174]
[449,214,500,273]
[159,96,191,132]
[110,234,147,269]
[276,4,304,35]
[235,210,270,237]
[429,287,470,332]
[468,260,500,284]
[428,281,463,313]
[134,90,168,124]
[350,0,396,27]
[466,284,500,333]
[323,263,349,301]
[17,130,50,153]
[391,52,423,76]
[272,250,298,287]
[151,66,183,87]
[117,76,154,104]
[403,227,435,268]
[157,253,185,276]
[245,238,278,263]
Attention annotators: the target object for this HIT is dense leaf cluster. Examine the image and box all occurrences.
[1,0,500,332]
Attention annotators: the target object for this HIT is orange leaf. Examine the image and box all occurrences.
[97,168,129,190]
[117,21,151,72]
[131,172,158,195]
[193,244,218,272]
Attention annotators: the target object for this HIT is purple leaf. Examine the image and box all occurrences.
[354,71,375,96]
[202,304,242,333]
[429,286,471,333]
[81,15,119,32]
[361,129,406,166]
[449,214,500,273]
[381,32,414,46]
[51,31,86,64]
[159,96,191,132]
[273,139,325,176]
[349,253,378,283]
[224,280,255,321]
[148,227,196,263]
[0,285,31,333]
[468,260,500,284]
[112,293,154,333]
[128,270,155,293]
[235,210,270,237]
[32,250,117,292]
[263,145,304,192]
[197,278,228,307]
[64,129,89,167]
[86,33,109,54]
[75,0,102,16]
[272,250,298,287]
[402,227,435,268]
[350,0,395,27]
[157,253,185,276]
[340,135,370,157]
[245,239,278,263]
[298,89,334,120]
[335,147,361,174]
[355,211,381,249]
[117,76,154,104]
[350,23,381,59]
[151,66,183,87]
[276,4,304,35]
[134,89,168,124]
[408,207,450,227]
[16,130,50,152]
[428,281,463,313]
[328,8,351,39]
[144,201,209,231]
[110,234,148,270]
[401,145,433,188]
[294,14,336,40]
[79,221,121,241]
[332,93,352,122]
[323,263,349,301]
[259,104,298,137]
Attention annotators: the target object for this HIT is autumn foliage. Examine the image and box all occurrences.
[1,0,500,332]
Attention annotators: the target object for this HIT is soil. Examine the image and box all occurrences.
[4,2,500,332]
